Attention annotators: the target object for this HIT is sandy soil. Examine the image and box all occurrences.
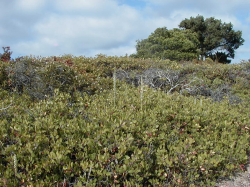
[214,157,250,187]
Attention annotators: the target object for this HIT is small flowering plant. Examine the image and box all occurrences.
[0,46,12,62]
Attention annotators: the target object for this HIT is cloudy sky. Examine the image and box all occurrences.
[0,0,249,63]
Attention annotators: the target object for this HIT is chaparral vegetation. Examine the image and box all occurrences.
[0,16,249,187]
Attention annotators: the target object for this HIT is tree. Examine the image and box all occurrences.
[131,27,200,61]
[179,15,244,63]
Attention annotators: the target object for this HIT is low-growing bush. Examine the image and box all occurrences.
[1,54,250,186]
[0,83,249,186]
[1,56,78,100]
[0,47,12,62]
[0,63,9,90]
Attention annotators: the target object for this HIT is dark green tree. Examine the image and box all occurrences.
[179,15,244,63]
[131,27,200,61]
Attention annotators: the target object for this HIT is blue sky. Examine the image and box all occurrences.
[0,0,249,63]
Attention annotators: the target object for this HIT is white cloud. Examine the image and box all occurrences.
[10,1,145,57]
[54,0,115,12]
[141,0,250,26]
[142,0,250,11]
[0,0,248,62]
[87,43,137,57]
[247,16,250,23]
[14,0,46,13]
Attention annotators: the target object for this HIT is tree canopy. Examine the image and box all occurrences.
[131,27,200,61]
[132,15,244,63]
[179,15,244,63]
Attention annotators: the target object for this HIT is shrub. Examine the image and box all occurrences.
[0,47,12,62]
[1,84,249,186]
[5,57,77,100]
[0,63,9,90]
[0,56,250,186]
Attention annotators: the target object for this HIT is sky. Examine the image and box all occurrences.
[0,0,249,63]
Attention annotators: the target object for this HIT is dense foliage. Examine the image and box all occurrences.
[0,47,12,62]
[131,28,200,61]
[179,15,244,63]
[0,52,250,186]
[133,15,244,64]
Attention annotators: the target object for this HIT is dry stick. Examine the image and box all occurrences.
[13,154,17,186]
[140,75,143,111]
[87,166,92,183]
[113,68,116,108]
[0,103,13,110]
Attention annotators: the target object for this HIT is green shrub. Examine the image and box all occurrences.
[0,62,9,90]
[0,83,249,186]
[1,56,78,100]
[1,55,250,186]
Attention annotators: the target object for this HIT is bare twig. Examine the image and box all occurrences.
[87,166,92,182]
[0,103,13,110]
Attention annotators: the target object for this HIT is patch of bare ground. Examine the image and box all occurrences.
[214,156,250,187]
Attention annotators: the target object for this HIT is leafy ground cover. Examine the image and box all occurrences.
[0,55,249,186]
